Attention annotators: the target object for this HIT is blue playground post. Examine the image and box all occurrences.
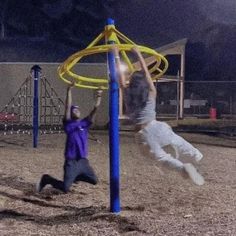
[106,18,120,213]
[31,65,41,148]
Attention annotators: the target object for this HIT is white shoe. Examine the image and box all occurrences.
[183,163,205,186]
[194,150,203,162]
[36,181,41,192]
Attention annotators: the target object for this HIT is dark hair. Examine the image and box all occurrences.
[124,71,149,114]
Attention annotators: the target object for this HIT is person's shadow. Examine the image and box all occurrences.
[0,173,145,233]
[0,173,35,193]
[0,173,107,225]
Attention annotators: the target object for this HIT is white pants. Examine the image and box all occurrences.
[135,120,203,170]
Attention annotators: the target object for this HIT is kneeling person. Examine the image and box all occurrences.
[37,83,102,193]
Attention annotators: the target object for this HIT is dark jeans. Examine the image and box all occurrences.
[43,158,98,193]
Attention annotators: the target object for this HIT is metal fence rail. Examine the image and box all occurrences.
[156,80,236,119]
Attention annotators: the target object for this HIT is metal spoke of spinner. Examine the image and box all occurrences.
[58,26,168,90]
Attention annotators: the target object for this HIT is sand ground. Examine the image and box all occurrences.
[0,131,235,236]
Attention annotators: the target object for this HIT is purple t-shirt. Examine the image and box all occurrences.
[63,118,92,159]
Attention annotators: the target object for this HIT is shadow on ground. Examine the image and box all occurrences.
[0,173,146,234]
[0,206,145,234]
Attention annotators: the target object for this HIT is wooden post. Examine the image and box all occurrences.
[180,49,185,119]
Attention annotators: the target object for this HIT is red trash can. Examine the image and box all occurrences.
[209,108,217,120]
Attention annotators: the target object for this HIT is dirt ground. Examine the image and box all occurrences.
[0,131,235,236]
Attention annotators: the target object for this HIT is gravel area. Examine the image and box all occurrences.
[0,132,235,236]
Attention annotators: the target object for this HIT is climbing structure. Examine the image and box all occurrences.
[0,70,64,135]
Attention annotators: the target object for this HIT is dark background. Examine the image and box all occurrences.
[0,0,236,82]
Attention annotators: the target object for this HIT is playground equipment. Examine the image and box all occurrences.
[58,24,168,90]
[0,66,64,144]
[58,19,168,213]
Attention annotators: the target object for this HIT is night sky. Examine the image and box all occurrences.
[0,0,236,82]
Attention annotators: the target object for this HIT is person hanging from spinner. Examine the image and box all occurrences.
[112,45,204,185]
[36,82,103,193]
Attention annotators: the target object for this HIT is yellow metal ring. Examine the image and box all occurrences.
[58,44,168,89]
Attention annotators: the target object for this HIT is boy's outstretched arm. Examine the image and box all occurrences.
[87,89,103,123]
[64,82,75,120]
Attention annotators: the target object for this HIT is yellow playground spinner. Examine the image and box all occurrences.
[58,23,168,89]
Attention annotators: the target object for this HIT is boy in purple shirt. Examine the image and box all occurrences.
[36,82,102,193]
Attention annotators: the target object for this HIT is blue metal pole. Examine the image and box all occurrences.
[31,65,41,148]
[106,18,120,213]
